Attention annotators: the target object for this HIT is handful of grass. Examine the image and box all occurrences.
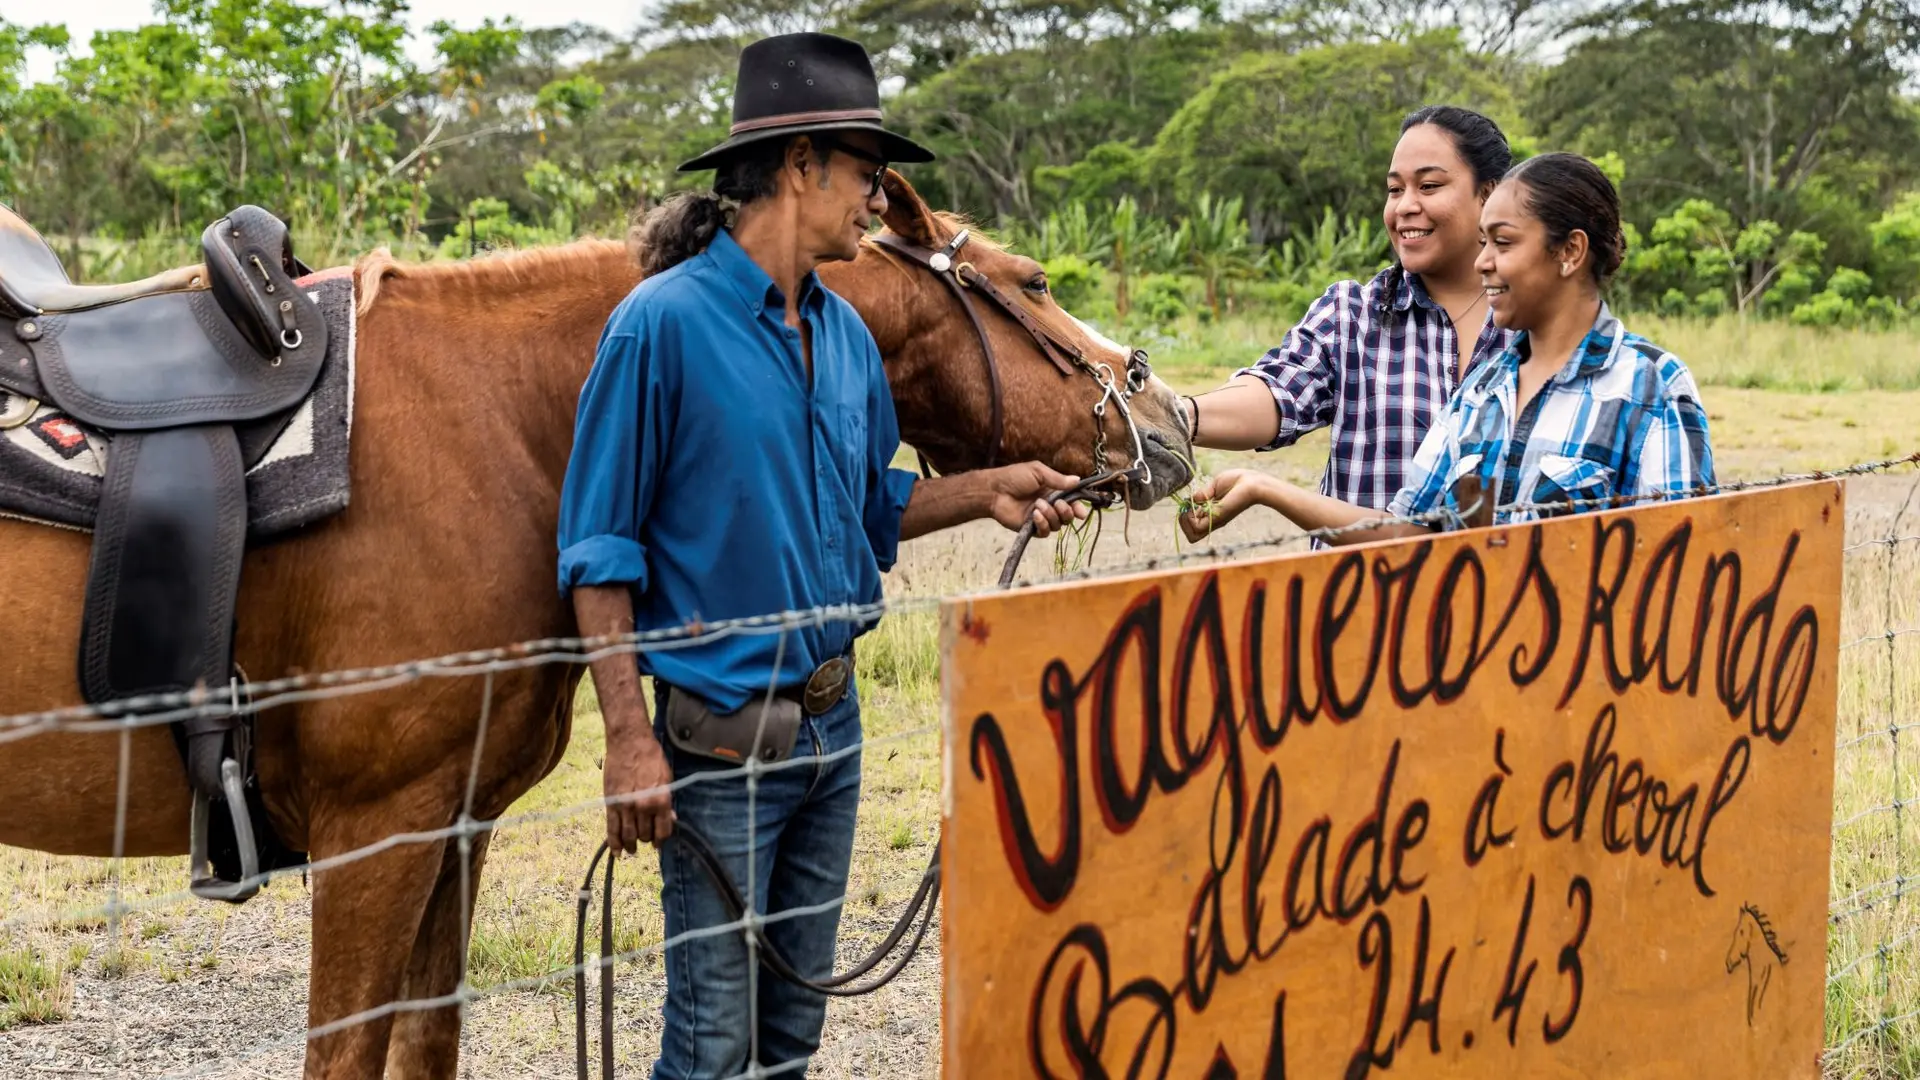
[1172,485,1220,521]
[1171,482,1220,555]
[1169,444,1220,552]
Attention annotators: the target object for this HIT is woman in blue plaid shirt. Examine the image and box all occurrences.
[1180,152,1715,546]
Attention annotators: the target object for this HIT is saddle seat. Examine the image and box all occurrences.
[0,199,329,904]
[0,205,208,315]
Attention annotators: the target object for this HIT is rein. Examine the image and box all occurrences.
[572,477,1123,1078]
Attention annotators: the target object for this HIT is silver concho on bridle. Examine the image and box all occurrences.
[928,229,967,274]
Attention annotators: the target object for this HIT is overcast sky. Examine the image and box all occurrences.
[0,0,648,83]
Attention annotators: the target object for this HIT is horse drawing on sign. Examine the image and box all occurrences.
[0,171,1193,1078]
[1726,902,1789,1025]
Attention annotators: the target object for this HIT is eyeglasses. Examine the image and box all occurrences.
[816,137,888,198]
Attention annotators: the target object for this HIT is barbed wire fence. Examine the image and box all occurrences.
[2,455,1919,1077]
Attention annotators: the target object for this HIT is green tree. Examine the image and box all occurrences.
[1105,195,1172,320]
[1270,205,1392,289]
[891,24,1246,219]
[1632,199,1826,316]
[1147,31,1512,244]
[1175,191,1255,317]
[1032,140,1151,211]
[1529,0,1920,236]
[1870,192,1920,305]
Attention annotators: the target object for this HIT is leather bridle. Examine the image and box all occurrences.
[868,229,1154,489]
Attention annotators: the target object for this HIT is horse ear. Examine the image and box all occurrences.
[880,169,943,248]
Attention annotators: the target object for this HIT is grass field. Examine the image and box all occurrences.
[4,318,1920,1077]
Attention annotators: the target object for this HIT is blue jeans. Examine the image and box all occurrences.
[650,681,863,1080]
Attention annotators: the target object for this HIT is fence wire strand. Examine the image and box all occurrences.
[2,454,1918,1076]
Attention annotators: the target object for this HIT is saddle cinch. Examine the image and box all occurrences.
[0,202,329,902]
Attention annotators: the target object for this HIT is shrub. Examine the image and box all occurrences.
[1762,266,1816,315]
[437,197,570,258]
[1827,266,1874,302]
[1789,267,1898,328]
[1691,289,1729,318]
[1234,278,1321,324]
[1791,292,1858,327]
[1133,274,1193,324]
[1863,296,1905,328]
[1041,254,1102,310]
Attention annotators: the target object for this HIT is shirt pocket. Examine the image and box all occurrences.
[1439,451,1493,526]
[838,405,869,494]
[1532,453,1616,513]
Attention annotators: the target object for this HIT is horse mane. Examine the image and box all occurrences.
[1741,903,1789,964]
[351,209,1010,317]
[930,210,1007,251]
[862,209,1011,256]
[351,238,629,317]
[349,212,1011,320]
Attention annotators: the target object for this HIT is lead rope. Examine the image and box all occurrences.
[573,477,1132,1078]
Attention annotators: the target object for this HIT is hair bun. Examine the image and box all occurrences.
[1600,227,1626,279]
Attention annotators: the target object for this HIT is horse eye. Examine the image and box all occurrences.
[1025,275,1049,295]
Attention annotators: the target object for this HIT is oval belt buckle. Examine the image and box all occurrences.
[803,656,850,716]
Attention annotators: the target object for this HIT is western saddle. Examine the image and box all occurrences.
[0,202,331,902]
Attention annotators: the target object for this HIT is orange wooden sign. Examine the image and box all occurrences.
[940,482,1841,1079]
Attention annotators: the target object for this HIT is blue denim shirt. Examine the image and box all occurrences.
[557,229,919,712]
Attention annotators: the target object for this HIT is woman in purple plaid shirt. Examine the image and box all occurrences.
[1180,105,1519,522]
[1178,152,1715,546]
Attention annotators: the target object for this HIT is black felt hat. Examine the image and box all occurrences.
[677,32,935,173]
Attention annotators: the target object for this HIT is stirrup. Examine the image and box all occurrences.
[189,757,262,903]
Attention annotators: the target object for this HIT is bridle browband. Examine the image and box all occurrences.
[868,229,1153,488]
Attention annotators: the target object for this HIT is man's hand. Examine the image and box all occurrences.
[572,584,678,854]
[986,461,1092,537]
[603,701,677,853]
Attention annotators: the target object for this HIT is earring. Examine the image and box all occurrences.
[1561,262,1571,275]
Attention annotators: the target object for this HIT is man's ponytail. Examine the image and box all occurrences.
[629,193,739,278]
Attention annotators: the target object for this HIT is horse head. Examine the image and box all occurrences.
[821,171,1194,511]
[1725,907,1754,973]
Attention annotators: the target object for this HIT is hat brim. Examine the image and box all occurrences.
[677,120,935,173]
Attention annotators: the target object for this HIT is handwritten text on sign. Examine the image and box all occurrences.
[940,483,1840,1078]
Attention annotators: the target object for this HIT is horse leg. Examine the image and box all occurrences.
[383,830,493,1079]
[303,796,453,1080]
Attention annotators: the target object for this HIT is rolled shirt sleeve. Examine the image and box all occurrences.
[1629,362,1717,499]
[859,335,916,571]
[1232,282,1348,452]
[557,315,668,597]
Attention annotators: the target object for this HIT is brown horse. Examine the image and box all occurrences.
[0,173,1190,1077]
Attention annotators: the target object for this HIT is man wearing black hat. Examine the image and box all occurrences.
[557,31,1086,1079]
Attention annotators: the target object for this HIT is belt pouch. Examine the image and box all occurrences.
[663,688,804,765]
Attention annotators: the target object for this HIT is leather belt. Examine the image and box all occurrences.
[663,652,854,718]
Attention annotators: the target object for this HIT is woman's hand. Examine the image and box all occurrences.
[1178,469,1271,543]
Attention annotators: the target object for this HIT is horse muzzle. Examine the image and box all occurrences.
[1116,367,1195,510]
